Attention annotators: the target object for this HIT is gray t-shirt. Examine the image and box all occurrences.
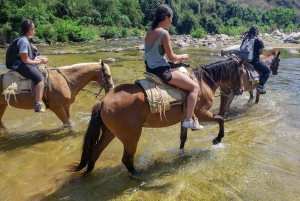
[11,36,34,70]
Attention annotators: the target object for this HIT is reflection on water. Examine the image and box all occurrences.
[0,43,300,201]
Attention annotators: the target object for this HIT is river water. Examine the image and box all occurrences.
[0,38,299,201]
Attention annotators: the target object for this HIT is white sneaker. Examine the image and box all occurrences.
[34,102,45,112]
[182,119,203,130]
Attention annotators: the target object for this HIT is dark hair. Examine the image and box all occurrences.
[151,4,173,30]
[20,19,34,34]
[245,25,259,37]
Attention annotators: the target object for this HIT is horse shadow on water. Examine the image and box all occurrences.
[0,128,81,152]
[42,146,219,201]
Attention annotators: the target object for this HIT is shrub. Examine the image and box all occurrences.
[118,15,132,28]
[36,23,57,43]
[131,28,141,37]
[53,19,94,42]
[121,28,131,38]
[100,27,121,39]
[218,26,248,36]
[103,17,115,26]
[191,27,206,38]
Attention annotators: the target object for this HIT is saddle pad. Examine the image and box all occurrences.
[2,64,49,95]
[136,78,187,115]
[244,63,259,84]
[2,70,32,94]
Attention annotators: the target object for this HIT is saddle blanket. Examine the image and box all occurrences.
[136,66,200,120]
[2,65,49,106]
[244,63,259,85]
[2,70,32,95]
[2,64,48,95]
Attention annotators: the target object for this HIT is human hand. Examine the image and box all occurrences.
[181,54,190,61]
[40,58,48,64]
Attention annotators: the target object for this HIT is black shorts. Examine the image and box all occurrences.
[146,66,172,83]
[15,63,44,85]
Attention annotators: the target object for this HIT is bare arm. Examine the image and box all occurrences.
[20,53,48,65]
[258,37,264,55]
[162,31,190,61]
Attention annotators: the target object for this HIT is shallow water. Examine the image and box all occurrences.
[0,41,299,201]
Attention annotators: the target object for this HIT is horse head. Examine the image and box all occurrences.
[199,57,244,96]
[222,57,244,96]
[99,59,114,93]
[261,49,281,75]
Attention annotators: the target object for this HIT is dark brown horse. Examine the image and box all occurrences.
[218,49,280,116]
[70,58,244,176]
[0,60,114,129]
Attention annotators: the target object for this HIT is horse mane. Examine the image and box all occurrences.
[193,58,239,89]
[261,49,278,59]
[58,62,99,69]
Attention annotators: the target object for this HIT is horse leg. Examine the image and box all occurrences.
[86,126,115,172]
[212,114,225,144]
[255,90,261,104]
[121,136,141,176]
[51,106,72,127]
[218,93,235,117]
[0,104,7,129]
[112,127,142,176]
[180,124,188,149]
[248,91,254,102]
[65,106,74,125]
[195,110,224,144]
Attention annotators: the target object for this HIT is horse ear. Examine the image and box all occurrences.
[277,51,281,56]
[239,58,245,65]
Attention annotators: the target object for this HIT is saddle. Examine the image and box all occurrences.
[244,63,260,85]
[2,65,50,105]
[136,65,200,120]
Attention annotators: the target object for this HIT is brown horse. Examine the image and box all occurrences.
[70,58,244,176]
[218,49,280,116]
[0,60,114,129]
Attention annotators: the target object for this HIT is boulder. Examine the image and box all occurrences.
[221,44,240,56]
[106,58,116,62]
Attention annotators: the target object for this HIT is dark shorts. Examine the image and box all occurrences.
[15,63,44,85]
[146,66,172,83]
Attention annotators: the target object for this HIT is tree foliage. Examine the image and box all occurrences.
[0,0,299,43]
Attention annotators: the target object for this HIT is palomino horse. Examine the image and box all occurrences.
[218,49,280,116]
[70,58,244,176]
[0,60,114,129]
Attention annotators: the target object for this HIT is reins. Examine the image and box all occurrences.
[189,59,240,97]
[42,58,75,86]
[45,58,110,98]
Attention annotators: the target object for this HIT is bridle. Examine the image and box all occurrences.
[224,58,243,96]
[99,63,114,92]
[81,63,114,98]
[190,59,243,97]
[269,54,280,74]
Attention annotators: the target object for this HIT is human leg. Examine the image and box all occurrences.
[15,64,44,111]
[169,70,199,121]
[254,60,270,94]
[255,60,271,86]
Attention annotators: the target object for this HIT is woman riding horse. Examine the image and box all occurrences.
[5,19,48,112]
[70,57,244,176]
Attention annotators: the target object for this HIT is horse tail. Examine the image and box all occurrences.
[70,101,103,172]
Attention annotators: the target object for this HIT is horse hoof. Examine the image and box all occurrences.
[129,170,144,180]
[213,138,221,145]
